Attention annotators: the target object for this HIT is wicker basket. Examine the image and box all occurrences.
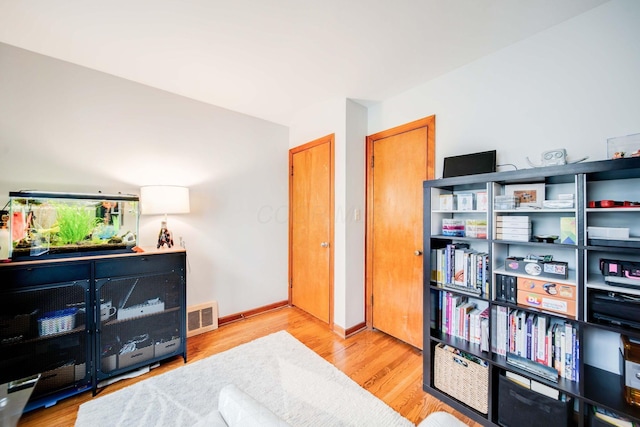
[434,343,489,414]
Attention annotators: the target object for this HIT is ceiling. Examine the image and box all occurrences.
[0,0,609,126]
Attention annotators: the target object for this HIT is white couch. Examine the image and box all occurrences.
[201,384,468,427]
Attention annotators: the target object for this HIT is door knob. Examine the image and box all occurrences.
[414,250,423,256]
[321,242,330,248]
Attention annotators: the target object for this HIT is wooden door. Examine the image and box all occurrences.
[289,135,334,324]
[367,117,435,349]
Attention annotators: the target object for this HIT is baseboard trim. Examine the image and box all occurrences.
[218,300,289,326]
[345,322,367,337]
[333,321,367,338]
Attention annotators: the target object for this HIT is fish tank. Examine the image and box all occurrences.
[7,191,139,261]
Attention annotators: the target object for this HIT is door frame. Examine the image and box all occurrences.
[364,116,435,328]
[288,134,335,328]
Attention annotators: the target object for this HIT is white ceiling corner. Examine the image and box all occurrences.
[0,0,610,126]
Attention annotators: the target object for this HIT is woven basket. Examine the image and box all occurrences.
[434,343,488,414]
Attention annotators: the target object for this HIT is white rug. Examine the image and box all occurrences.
[75,331,414,426]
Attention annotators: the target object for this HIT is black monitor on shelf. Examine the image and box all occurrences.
[443,150,496,178]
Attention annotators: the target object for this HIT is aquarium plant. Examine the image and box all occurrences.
[56,204,100,245]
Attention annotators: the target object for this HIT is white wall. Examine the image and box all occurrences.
[369,0,640,176]
[344,100,367,328]
[367,0,640,373]
[0,42,290,317]
[289,97,367,330]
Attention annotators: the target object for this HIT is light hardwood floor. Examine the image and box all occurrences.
[18,306,481,426]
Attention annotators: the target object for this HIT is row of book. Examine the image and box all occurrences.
[439,291,490,351]
[494,306,579,382]
[430,244,489,296]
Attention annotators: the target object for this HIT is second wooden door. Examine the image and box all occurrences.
[367,117,435,349]
[289,135,334,324]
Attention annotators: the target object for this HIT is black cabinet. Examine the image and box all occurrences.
[0,260,91,408]
[0,250,187,411]
[94,253,186,385]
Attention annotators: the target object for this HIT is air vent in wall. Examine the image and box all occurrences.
[187,301,219,337]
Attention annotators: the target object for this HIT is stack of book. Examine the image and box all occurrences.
[496,215,531,242]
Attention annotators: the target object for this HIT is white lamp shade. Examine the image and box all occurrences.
[140,186,190,215]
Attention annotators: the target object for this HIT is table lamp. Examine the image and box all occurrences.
[140,185,190,249]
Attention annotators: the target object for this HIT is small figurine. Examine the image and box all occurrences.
[157,221,174,249]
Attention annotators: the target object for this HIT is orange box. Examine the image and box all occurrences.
[517,291,577,318]
[516,277,576,301]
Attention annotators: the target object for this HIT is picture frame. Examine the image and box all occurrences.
[504,183,545,208]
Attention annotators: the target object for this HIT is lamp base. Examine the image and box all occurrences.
[157,220,174,249]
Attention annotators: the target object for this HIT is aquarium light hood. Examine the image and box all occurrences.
[9,190,139,201]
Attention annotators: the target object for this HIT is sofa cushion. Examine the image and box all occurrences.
[218,384,290,427]
[192,409,228,427]
[417,411,468,427]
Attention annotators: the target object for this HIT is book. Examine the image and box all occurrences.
[430,249,437,283]
[436,248,445,284]
[495,306,508,356]
[458,301,475,339]
[480,317,490,352]
[454,248,467,285]
[564,322,573,381]
[479,307,490,351]
[531,379,559,399]
[526,314,534,360]
[552,322,563,377]
[535,315,548,365]
[516,311,527,357]
[593,406,635,427]
[505,371,530,388]
[468,308,481,344]
[506,352,559,383]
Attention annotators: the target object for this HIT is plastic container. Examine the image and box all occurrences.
[38,308,78,336]
[608,133,640,159]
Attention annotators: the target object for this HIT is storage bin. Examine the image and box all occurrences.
[154,337,181,358]
[34,362,75,394]
[101,354,117,372]
[498,374,572,427]
[0,312,32,338]
[74,362,86,381]
[118,344,153,369]
[434,343,488,414]
[37,308,77,336]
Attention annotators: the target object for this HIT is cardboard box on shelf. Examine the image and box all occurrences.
[517,290,576,318]
[457,193,474,211]
[439,194,456,211]
[517,277,576,301]
[476,191,488,211]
